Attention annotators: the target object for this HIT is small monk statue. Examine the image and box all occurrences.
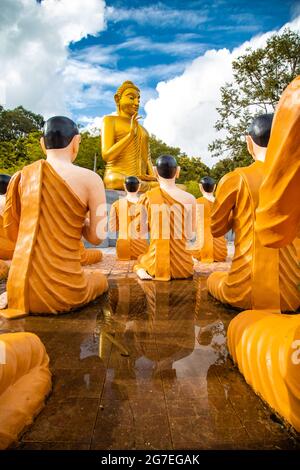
[0,116,108,318]
[134,155,196,281]
[228,76,300,432]
[0,175,15,279]
[193,176,227,263]
[109,176,148,260]
[0,332,51,449]
[79,241,103,266]
[101,80,157,192]
[207,113,300,311]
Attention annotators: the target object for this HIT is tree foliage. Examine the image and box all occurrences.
[209,29,300,162]
[0,105,44,141]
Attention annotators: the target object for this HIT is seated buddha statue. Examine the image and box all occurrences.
[193,176,227,263]
[0,116,108,318]
[207,113,300,312]
[0,332,51,449]
[228,76,300,432]
[0,175,15,280]
[101,80,157,192]
[134,155,196,281]
[109,176,148,260]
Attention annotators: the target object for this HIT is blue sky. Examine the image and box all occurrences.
[1,0,299,164]
[69,0,297,120]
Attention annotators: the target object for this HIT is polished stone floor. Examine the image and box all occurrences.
[1,253,299,450]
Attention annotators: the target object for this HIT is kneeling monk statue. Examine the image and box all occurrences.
[193,176,227,263]
[207,114,300,311]
[134,155,196,281]
[109,176,148,260]
[0,116,108,318]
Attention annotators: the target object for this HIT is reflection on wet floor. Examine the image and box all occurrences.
[1,268,300,450]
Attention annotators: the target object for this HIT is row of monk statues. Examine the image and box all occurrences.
[0,76,300,448]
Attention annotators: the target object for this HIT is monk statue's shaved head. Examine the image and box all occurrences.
[43,116,79,149]
[0,174,11,195]
[156,155,177,179]
[248,113,274,148]
[125,176,140,193]
[200,176,215,193]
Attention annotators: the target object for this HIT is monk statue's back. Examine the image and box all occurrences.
[101,81,157,192]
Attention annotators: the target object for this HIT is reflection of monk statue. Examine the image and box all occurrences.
[207,114,300,312]
[101,81,157,192]
[0,116,108,318]
[228,77,300,432]
[109,176,148,260]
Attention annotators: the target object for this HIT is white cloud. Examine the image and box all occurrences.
[144,16,300,167]
[0,0,106,117]
[106,4,208,28]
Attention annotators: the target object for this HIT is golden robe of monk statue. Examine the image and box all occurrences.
[193,176,227,263]
[134,155,195,281]
[101,81,157,192]
[0,332,51,449]
[228,76,300,432]
[0,175,15,280]
[207,113,300,312]
[109,176,148,260]
[0,116,108,318]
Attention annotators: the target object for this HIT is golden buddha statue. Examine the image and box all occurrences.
[101,81,157,192]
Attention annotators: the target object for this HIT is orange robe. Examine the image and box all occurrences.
[133,187,194,280]
[0,214,15,260]
[207,161,300,311]
[0,160,108,319]
[0,332,51,449]
[193,196,227,262]
[79,241,102,266]
[109,198,148,260]
[228,76,300,432]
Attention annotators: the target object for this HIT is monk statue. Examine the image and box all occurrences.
[227,76,300,432]
[207,113,300,311]
[0,175,15,279]
[109,176,148,260]
[0,332,51,449]
[134,155,196,281]
[0,116,108,318]
[193,176,227,263]
[101,80,157,192]
[79,241,103,266]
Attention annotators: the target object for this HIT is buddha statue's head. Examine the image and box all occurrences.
[40,116,81,162]
[199,176,215,195]
[114,81,140,118]
[246,113,274,162]
[124,176,140,194]
[155,155,180,181]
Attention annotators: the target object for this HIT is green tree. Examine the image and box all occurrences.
[0,105,44,141]
[76,132,105,177]
[209,29,300,162]
[149,134,183,164]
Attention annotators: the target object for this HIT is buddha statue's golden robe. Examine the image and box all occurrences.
[0,160,108,319]
[228,76,300,432]
[133,187,194,280]
[109,198,148,260]
[79,241,102,266]
[193,196,227,263]
[0,332,51,449]
[102,116,157,192]
[207,161,300,311]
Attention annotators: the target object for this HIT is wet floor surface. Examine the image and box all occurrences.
[1,255,300,450]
